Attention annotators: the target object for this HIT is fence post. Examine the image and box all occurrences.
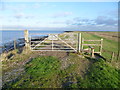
[77,33,81,53]
[117,51,120,60]
[100,38,103,55]
[81,38,84,50]
[111,52,115,62]
[52,36,54,51]
[24,30,29,48]
[14,39,16,49]
[91,47,95,58]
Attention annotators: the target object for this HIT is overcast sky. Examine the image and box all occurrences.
[0,1,118,31]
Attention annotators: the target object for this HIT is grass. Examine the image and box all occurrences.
[3,53,90,88]
[79,32,118,60]
[4,55,119,88]
[69,60,119,88]
[2,48,33,73]
[5,56,60,88]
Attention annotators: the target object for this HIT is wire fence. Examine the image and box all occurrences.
[102,49,120,61]
[0,38,25,53]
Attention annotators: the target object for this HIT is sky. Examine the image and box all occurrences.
[0,1,118,31]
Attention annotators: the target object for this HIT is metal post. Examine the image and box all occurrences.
[77,33,81,53]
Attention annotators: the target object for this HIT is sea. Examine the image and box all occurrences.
[0,30,64,46]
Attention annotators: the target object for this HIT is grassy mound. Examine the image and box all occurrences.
[3,55,119,88]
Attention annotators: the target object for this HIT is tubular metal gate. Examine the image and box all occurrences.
[29,32,78,52]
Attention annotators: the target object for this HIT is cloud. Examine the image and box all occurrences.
[107,9,118,19]
[33,3,41,8]
[64,15,118,31]
[0,15,3,18]
[32,3,56,9]
[1,25,28,30]
[65,25,117,31]
[66,17,95,26]
[1,24,117,31]
[73,17,89,22]
[66,16,117,26]
[1,2,27,12]
[14,13,34,19]
[51,21,66,24]
[0,2,5,11]
[14,13,25,19]
[25,15,34,19]
[95,16,117,25]
[52,12,73,18]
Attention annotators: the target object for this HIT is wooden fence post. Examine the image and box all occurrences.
[100,38,103,55]
[111,52,115,62]
[81,38,84,50]
[77,33,81,53]
[117,51,120,60]
[14,39,16,49]
[52,37,54,51]
[91,47,95,58]
[24,30,29,48]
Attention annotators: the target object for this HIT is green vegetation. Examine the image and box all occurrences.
[84,60,119,88]
[2,32,119,89]
[80,32,118,60]
[4,53,85,88]
[4,53,119,88]
[70,60,119,88]
[6,56,60,88]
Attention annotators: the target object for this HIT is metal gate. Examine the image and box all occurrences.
[29,32,79,52]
